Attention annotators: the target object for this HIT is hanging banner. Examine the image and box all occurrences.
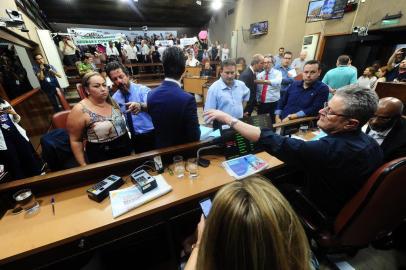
[67,27,177,44]
[73,35,124,46]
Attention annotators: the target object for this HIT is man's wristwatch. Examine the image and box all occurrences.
[229,118,239,129]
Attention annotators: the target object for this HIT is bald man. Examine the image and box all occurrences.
[292,50,308,74]
[366,97,406,162]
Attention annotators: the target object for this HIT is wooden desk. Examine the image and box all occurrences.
[375,82,406,114]
[0,152,283,268]
[185,66,202,77]
[183,76,208,95]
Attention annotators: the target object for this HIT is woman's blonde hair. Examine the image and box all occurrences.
[81,71,119,110]
[196,176,311,270]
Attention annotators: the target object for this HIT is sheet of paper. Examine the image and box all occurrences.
[110,175,172,218]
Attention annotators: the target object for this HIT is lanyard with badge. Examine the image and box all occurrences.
[0,112,12,131]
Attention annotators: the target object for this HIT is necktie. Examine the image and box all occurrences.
[124,94,136,135]
[261,73,269,103]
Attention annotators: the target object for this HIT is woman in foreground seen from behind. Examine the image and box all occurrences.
[185,175,311,270]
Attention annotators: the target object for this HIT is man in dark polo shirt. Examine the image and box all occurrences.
[275,60,329,123]
[204,85,383,216]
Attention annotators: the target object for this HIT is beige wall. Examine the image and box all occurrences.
[208,0,308,61]
[209,0,406,62]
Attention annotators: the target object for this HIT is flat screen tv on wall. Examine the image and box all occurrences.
[306,0,347,23]
[250,21,268,37]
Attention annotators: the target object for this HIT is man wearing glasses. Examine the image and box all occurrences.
[275,51,296,97]
[204,85,383,216]
[365,97,406,162]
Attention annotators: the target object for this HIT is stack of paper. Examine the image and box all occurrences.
[222,154,269,180]
[109,175,172,218]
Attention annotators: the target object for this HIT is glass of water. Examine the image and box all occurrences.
[13,188,39,214]
[186,158,199,179]
[173,155,185,178]
[299,124,309,137]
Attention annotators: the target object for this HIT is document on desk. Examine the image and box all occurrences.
[109,175,172,218]
[222,154,269,180]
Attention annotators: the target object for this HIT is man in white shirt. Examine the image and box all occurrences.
[58,36,78,66]
[123,41,138,63]
[256,56,282,123]
[221,43,230,61]
[141,40,150,63]
[292,50,308,74]
[157,43,167,62]
[106,41,120,62]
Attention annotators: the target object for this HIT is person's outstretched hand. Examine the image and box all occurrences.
[203,109,233,125]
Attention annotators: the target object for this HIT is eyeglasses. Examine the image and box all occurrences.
[321,102,349,118]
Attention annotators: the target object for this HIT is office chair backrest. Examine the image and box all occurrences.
[52,110,71,129]
[56,88,71,110]
[76,83,86,100]
[334,157,406,246]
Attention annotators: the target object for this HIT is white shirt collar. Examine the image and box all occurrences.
[164,78,182,87]
[368,125,393,137]
[249,66,255,74]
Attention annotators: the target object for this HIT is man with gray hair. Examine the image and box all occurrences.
[256,55,282,123]
[239,54,265,116]
[204,85,383,216]
[292,50,308,74]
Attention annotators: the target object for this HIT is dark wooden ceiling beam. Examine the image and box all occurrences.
[36,0,214,28]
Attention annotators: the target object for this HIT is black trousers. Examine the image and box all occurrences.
[258,101,278,124]
[0,128,42,180]
[63,54,78,67]
[86,134,132,164]
[131,130,156,154]
[44,90,61,113]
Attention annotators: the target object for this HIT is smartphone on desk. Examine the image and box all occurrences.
[199,198,212,218]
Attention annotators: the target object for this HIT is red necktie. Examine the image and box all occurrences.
[261,73,269,103]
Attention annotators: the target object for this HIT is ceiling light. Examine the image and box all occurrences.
[211,0,223,10]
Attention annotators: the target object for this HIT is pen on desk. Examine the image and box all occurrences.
[244,157,256,169]
[51,196,55,216]
[168,167,174,176]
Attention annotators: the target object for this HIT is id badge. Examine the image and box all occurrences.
[1,123,10,130]
[46,77,51,83]
[16,80,20,85]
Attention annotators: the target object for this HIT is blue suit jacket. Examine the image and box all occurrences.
[147,80,201,148]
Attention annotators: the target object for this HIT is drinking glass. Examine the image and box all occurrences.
[173,155,185,178]
[13,189,39,214]
[186,158,199,179]
[299,124,309,137]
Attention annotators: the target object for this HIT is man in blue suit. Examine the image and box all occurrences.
[147,46,201,148]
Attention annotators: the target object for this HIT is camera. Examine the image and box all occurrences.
[0,9,28,32]
[6,9,24,24]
